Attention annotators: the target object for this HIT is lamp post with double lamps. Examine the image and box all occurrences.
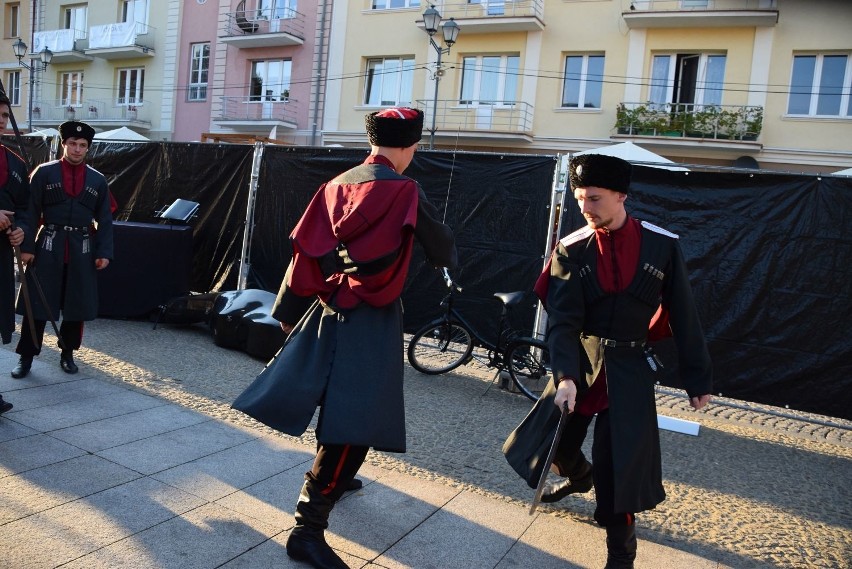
[421,5,460,149]
[11,38,53,132]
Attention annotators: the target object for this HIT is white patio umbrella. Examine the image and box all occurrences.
[93,127,149,142]
[574,141,688,171]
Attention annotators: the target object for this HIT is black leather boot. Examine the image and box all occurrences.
[286,481,349,569]
[604,523,637,569]
[541,458,593,503]
[11,356,32,379]
[60,350,78,374]
[0,395,12,414]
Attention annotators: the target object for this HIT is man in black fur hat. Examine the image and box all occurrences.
[232,107,456,569]
[503,153,712,568]
[11,120,113,378]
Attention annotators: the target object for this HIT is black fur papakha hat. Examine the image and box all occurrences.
[365,107,424,148]
[59,120,95,145]
[569,153,632,194]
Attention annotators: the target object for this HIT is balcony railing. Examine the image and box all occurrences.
[624,0,779,27]
[415,0,544,33]
[32,99,150,124]
[88,21,155,51]
[615,102,763,141]
[223,6,305,38]
[218,96,298,126]
[417,99,534,135]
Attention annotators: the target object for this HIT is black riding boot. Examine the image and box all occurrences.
[604,524,637,569]
[286,480,349,569]
[541,458,593,503]
[60,350,78,374]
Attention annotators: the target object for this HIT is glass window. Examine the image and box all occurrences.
[649,53,726,109]
[459,54,519,105]
[364,57,415,107]
[562,54,604,109]
[371,1,420,9]
[788,54,851,117]
[117,68,144,105]
[9,4,20,37]
[250,60,292,102]
[188,43,210,102]
[5,72,21,106]
[64,5,88,40]
[61,72,84,107]
[123,0,149,33]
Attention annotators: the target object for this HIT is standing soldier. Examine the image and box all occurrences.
[11,120,113,378]
[0,93,28,412]
[233,107,457,569]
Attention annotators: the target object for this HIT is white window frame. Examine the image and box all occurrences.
[5,72,21,106]
[188,43,210,102]
[60,72,85,107]
[363,56,415,107]
[371,0,420,9]
[649,53,726,109]
[64,5,88,40]
[257,0,296,20]
[561,54,605,109]
[459,54,519,106]
[249,59,292,102]
[787,53,852,117]
[117,68,144,105]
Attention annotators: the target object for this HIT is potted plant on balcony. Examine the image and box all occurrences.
[742,107,763,141]
[127,105,138,120]
[281,89,290,102]
[65,105,76,120]
[615,103,642,135]
[32,106,41,119]
[88,105,98,119]
[691,106,721,138]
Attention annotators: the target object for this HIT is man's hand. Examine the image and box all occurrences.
[280,322,294,334]
[20,252,34,265]
[690,394,711,410]
[7,227,23,247]
[0,210,13,232]
[95,258,110,270]
[553,378,578,414]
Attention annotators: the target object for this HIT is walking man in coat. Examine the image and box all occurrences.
[233,107,457,569]
[11,120,113,378]
[0,93,29,411]
[503,153,712,568]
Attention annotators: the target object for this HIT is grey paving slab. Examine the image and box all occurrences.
[327,466,462,562]
[0,453,142,524]
[0,432,87,477]
[152,434,313,501]
[0,476,207,569]
[7,388,166,431]
[60,502,283,569]
[95,419,258,475]
[0,357,78,392]
[219,530,369,569]
[0,415,39,442]
[0,377,129,412]
[50,403,211,452]
[374,490,532,569]
[214,466,307,531]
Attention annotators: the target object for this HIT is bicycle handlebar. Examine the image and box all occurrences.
[441,267,462,293]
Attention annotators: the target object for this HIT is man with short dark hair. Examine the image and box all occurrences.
[233,107,456,569]
[504,153,712,568]
[11,120,113,378]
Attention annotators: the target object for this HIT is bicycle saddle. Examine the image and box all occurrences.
[494,291,525,306]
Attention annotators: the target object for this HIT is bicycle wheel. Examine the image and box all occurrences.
[505,338,551,401]
[407,321,474,374]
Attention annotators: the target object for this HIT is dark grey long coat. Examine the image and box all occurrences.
[16,160,113,322]
[0,147,31,343]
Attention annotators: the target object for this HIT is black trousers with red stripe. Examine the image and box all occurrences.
[307,443,369,502]
[16,317,83,357]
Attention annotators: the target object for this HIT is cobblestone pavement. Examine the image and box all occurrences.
[19,317,850,569]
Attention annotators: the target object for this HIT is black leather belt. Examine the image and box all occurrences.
[599,337,645,348]
[46,223,89,232]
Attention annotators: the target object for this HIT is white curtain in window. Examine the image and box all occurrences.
[701,55,726,106]
[649,55,671,107]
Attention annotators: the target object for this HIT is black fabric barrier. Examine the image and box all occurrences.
[87,141,255,293]
[250,147,557,343]
[80,140,851,419]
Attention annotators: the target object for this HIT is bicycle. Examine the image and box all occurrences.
[406,268,551,401]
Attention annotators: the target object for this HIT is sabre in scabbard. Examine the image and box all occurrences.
[530,401,570,515]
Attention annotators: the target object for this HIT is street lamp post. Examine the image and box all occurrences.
[421,5,460,150]
[12,38,53,132]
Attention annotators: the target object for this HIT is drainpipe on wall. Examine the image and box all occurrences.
[310,0,328,146]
